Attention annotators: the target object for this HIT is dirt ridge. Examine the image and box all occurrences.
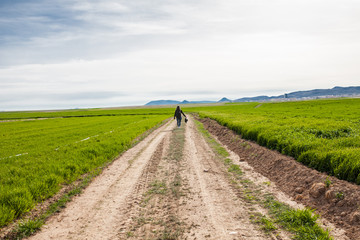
[200,117,360,239]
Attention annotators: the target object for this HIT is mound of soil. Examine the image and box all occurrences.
[200,117,360,240]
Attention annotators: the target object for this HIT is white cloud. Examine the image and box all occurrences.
[71,1,129,13]
[1,0,360,110]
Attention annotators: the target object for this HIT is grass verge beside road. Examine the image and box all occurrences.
[194,119,332,240]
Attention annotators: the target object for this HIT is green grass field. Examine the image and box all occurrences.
[189,98,360,184]
[0,107,172,120]
[0,109,171,227]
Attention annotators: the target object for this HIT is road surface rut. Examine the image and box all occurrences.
[28,116,345,240]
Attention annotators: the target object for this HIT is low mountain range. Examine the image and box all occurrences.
[145,99,217,106]
[145,86,360,106]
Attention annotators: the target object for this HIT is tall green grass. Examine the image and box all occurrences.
[190,98,360,184]
[0,111,169,227]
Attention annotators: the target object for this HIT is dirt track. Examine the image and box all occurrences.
[28,116,348,240]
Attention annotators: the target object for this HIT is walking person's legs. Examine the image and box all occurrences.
[176,117,181,127]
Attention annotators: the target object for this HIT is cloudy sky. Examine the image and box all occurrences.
[1,0,360,111]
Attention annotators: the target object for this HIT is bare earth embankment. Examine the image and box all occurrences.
[26,116,350,239]
[200,117,360,240]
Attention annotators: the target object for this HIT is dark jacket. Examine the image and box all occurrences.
[174,109,186,119]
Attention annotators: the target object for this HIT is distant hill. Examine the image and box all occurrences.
[234,86,360,102]
[145,86,360,106]
[145,100,216,106]
[285,86,360,99]
[145,100,180,106]
[218,97,232,103]
[234,95,273,102]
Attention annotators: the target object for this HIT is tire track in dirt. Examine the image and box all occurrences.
[118,121,187,239]
[180,117,268,240]
[29,120,174,240]
[116,134,171,238]
[117,117,269,239]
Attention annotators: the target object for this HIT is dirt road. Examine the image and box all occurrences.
[29,116,346,240]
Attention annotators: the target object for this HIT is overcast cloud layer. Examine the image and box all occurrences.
[1,0,360,110]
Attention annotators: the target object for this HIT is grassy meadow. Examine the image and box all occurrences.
[0,108,172,227]
[0,107,171,120]
[189,98,360,184]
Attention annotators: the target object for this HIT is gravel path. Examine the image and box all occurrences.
[28,116,347,240]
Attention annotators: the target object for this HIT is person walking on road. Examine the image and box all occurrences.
[174,106,187,128]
